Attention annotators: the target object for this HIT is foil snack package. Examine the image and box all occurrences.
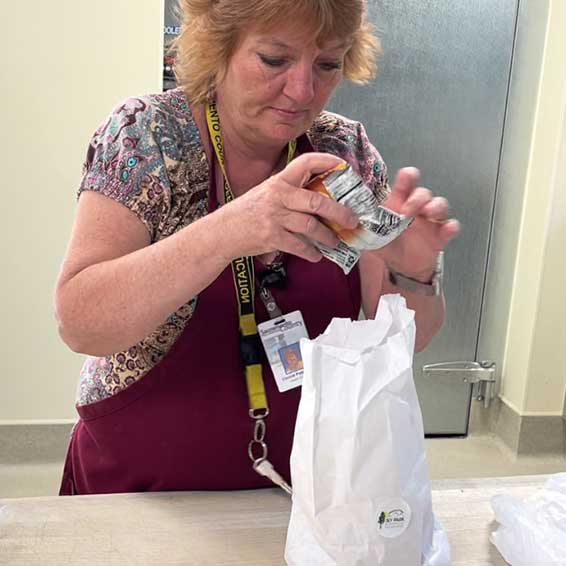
[306,163,413,274]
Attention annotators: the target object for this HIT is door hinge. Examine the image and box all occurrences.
[422,361,497,409]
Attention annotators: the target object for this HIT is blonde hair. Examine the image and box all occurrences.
[172,0,382,104]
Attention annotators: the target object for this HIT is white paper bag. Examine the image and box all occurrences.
[285,294,451,566]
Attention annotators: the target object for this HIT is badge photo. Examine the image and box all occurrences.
[257,311,309,392]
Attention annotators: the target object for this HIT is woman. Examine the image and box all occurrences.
[55,0,459,495]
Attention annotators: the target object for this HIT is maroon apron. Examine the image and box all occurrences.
[60,138,362,495]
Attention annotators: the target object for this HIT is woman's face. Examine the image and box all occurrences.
[216,26,349,147]
[285,350,300,367]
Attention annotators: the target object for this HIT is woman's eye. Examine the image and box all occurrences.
[259,54,287,67]
[319,61,342,71]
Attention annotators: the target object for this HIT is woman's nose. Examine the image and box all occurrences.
[283,64,315,106]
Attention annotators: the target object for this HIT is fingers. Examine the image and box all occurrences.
[436,219,461,249]
[278,232,323,263]
[401,189,460,250]
[400,187,433,217]
[391,167,420,202]
[278,152,344,188]
[391,177,459,251]
[282,211,340,249]
[282,185,359,230]
[420,196,450,222]
[401,189,452,223]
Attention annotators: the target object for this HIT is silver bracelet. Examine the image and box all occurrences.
[388,252,444,297]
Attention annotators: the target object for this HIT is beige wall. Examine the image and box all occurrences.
[476,0,549,407]
[0,1,163,423]
[499,0,566,416]
[525,115,566,415]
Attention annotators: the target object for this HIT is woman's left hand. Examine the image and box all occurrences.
[376,167,460,281]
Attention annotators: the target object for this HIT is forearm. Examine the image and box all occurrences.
[360,252,445,352]
[381,269,445,352]
[56,211,230,356]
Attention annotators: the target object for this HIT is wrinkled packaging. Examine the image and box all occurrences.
[491,473,566,566]
[285,294,451,566]
[306,164,413,274]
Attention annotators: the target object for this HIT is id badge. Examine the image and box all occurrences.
[257,310,308,392]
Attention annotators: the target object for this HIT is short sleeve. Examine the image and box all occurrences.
[309,112,390,204]
[78,97,169,241]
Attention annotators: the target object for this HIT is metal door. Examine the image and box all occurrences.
[328,0,518,434]
[163,1,181,90]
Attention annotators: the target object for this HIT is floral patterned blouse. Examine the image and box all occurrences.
[75,88,389,406]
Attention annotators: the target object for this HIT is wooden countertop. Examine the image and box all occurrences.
[0,475,547,565]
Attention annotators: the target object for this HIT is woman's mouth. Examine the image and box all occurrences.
[270,107,306,119]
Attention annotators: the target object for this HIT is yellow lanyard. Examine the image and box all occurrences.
[205,101,296,414]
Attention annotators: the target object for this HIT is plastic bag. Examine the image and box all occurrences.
[490,473,566,565]
[285,294,451,565]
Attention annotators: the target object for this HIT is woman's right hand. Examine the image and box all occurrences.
[218,153,359,262]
